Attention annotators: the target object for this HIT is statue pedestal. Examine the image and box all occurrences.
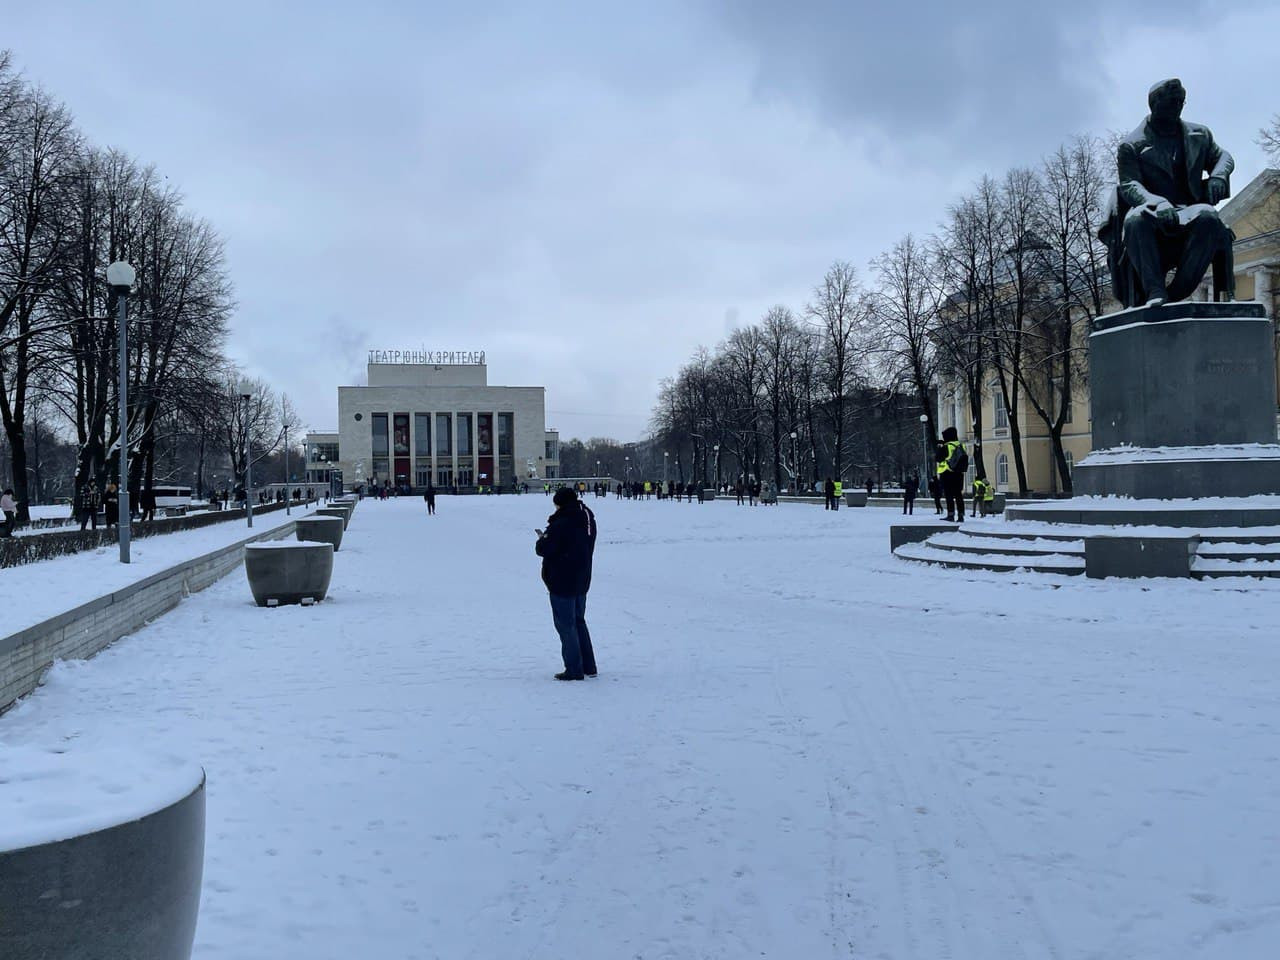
[1075,301,1280,501]
[1089,301,1272,449]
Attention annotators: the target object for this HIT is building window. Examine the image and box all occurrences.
[309,442,339,462]
[497,412,514,455]
[457,464,474,486]
[415,462,432,486]
[414,414,431,456]
[436,464,453,487]
[477,413,493,455]
[996,453,1009,487]
[372,459,389,482]
[393,414,410,456]
[457,414,473,457]
[993,388,1008,429]
[545,439,558,461]
[435,413,452,456]
[372,413,389,457]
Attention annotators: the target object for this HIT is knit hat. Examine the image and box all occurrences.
[552,487,578,507]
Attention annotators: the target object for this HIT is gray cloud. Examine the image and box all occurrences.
[5,1,1277,444]
[708,0,1221,158]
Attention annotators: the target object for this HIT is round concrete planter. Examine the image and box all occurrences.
[295,515,344,551]
[0,749,206,960]
[315,506,349,530]
[244,541,334,606]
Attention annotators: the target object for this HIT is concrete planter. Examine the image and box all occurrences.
[295,515,343,551]
[0,751,206,960]
[316,507,349,531]
[844,491,868,507]
[244,541,334,606]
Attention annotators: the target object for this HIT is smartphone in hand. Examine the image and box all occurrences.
[535,528,544,537]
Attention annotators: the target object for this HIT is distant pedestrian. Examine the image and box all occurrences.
[927,475,942,515]
[535,487,598,681]
[824,477,836,510]
[865,478,873,497]
[0,488,16,537]
[77,484,100,530]
[424,483,437,516]
[903,474,919,515]
[103,483,120,527]
[140,487,157,523]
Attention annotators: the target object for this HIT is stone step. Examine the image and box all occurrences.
[1195,541,1280,562]
[893,541,1085,575]
[1191,556,1280,579]
[926,531,1085,557]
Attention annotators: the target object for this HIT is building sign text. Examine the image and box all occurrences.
[368,349,486,365]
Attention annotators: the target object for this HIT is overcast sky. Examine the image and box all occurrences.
[6,0,1278,441]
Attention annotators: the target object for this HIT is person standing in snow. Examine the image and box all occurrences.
[103,482,120,528]
[0,488,16,537]
[424,482,437,516]
[927,475,942,515]
[903,474,918,515]
[535,487,598,681]
[936,426,969,522]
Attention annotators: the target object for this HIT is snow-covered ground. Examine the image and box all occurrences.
[3,496,1280,958]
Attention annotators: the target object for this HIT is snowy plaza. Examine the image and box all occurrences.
[3,497,1280,958]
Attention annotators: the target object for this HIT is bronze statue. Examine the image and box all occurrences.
[1099,79,1236,308]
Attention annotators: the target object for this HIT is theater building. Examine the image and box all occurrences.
[306,351,560,492]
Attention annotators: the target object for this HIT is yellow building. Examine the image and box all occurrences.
[942,168,1280,495]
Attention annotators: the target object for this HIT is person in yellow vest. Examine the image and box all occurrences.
[643,480,651,499]
[832,479,843,511]
[982,477,995,515]
[936,426,969,522]
[972,476,989,517]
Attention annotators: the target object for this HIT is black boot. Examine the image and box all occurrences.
[554,671,585,681]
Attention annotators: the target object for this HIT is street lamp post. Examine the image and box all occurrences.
[240,382,254,528]
[624,455,630,483]
[663,451,669,485]
[919,413,930,485]
[596,459,600,479]
[107,262,135,564]
[713,444,720,488]
[284,422,291,515]
[790,431,797,493]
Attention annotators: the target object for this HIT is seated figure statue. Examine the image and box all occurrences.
[1099,78,1235,308]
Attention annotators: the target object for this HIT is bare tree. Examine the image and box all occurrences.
[760,305,805,488]
[1020,137,1109,493]
[870,235,941,459]
[805,261,867,481]
[1260,114,1280,163]
[0,77,81,520]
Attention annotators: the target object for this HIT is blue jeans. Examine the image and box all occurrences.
[549,593,596,677]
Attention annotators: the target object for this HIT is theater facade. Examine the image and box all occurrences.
[305,351,560,492]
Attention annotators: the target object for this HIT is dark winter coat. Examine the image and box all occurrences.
[536,503,594,597]
[102,489,119,525]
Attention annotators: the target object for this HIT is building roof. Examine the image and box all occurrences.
[1222,168,1280,234]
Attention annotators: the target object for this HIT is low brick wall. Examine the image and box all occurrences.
[0,521,296,713]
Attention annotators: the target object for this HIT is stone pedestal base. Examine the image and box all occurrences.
[1074,447,1280,499]
[1090,302,1272,450]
